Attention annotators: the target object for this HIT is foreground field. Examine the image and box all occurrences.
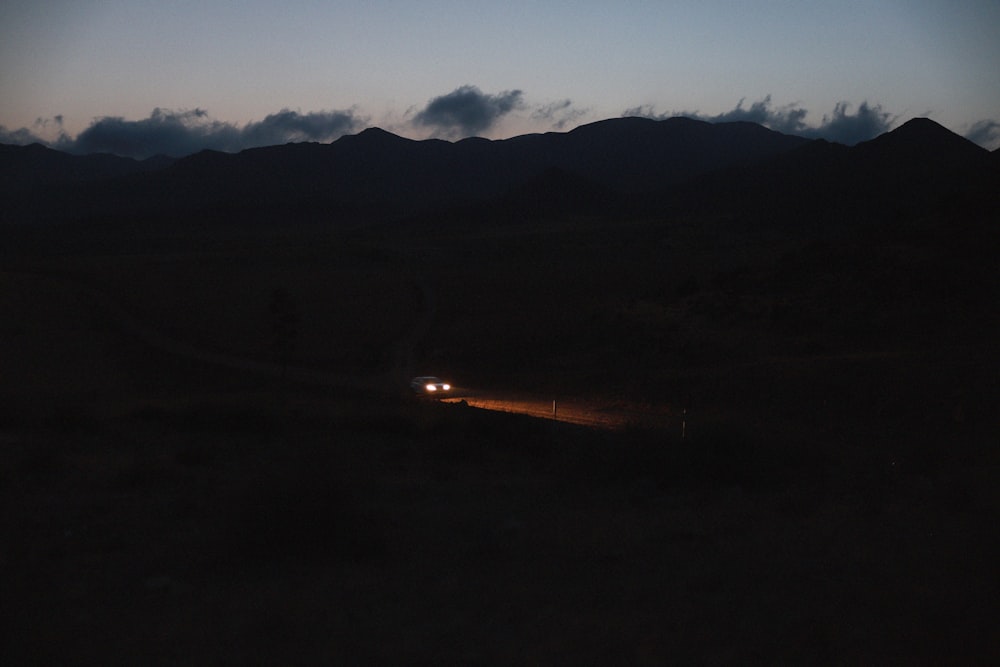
[2,261,998,664]
[3,113,998,662]
[4,386,998,665]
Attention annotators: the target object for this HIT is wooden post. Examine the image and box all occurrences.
[681,394,691,440]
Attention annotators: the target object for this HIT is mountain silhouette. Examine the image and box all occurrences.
[0,116,995,230]
[0,143,171,198]
[849,118,995,194]
[665,117,997,235]
[0,143,174,226]
[857,117,986,161]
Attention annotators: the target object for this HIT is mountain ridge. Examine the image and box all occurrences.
[0,116,995,229]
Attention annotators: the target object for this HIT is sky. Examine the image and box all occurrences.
[2,0,998,158]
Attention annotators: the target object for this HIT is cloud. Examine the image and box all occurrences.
[801,101,895,145]
[0,114,72,147]
[414,85,524,138]
[531,99,590,131]
[964,119,1000,150]
[239,109,364,149]
[71,108,240,157]
[0,107,366,159]
[625,96,895,145]
[621,104,663,121]
[0,124,46,145]
[707,96,810,136]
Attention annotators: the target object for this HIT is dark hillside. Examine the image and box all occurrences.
[847,118,995,203]
[667,117,997,238]
[0,143,170,193]
[855,117,988,163]
[0,144,174,225]
[1,117,811,227]
[515,116,809,194]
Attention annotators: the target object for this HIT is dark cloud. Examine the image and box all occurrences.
[965,119,1000,150]
[621,104,663,120]
[71,108,241,157]
[0,115,71,147]
[0,107,366,159]
[531,99,589,130]
[414,85,523,138]
[801,101,895,145]
[239,109,363,149]
[704,96,809,135]
[625,96,895,145]
[0,124,46,145]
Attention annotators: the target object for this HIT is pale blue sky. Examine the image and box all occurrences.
[2,0,998,156]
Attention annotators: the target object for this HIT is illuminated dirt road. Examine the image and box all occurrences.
[441,391,678,430]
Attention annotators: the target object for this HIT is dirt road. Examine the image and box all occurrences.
[441,391,678,430]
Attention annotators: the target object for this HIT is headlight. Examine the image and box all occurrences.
[426,384,437,391]
[442,384,451,391]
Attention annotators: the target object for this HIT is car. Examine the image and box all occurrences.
[410,376,451,396]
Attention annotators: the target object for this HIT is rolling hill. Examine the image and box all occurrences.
[0,116,807,226]
[2,116,995,236]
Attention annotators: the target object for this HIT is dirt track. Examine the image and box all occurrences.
[441,392,678,430]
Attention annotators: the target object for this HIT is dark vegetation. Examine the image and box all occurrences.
[2,117,998,663]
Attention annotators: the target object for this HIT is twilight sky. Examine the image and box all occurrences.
[2,0,998,158]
